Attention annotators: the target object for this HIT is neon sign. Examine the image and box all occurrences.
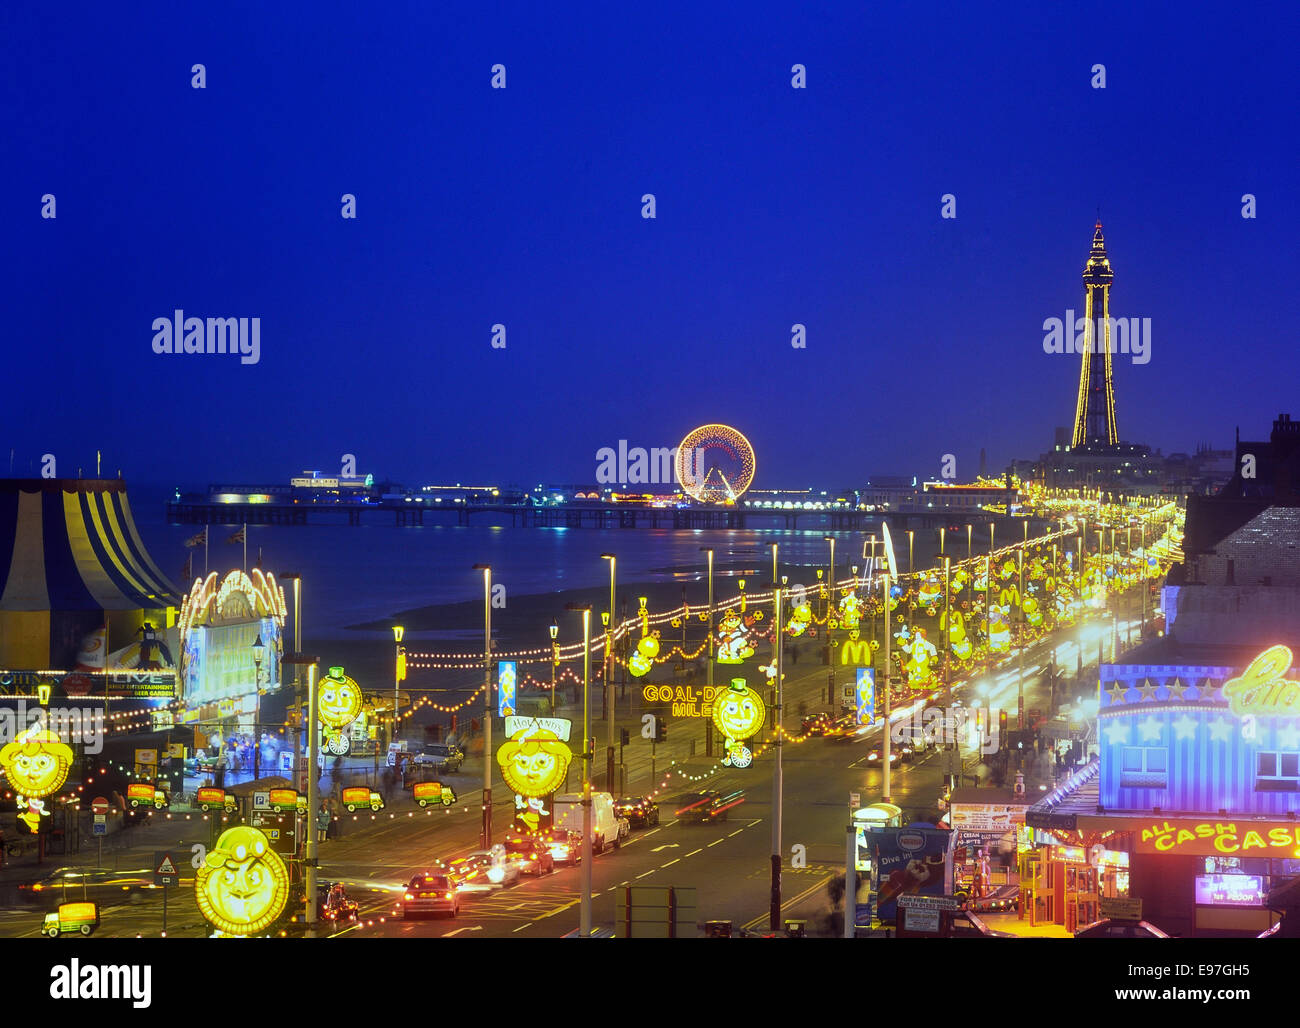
[1138,818,1300,856]
[194,825,290,936]
[1223,645,1300,718]
[1194,874,1265,907]
[496,716,573,798]
[640,683,716,717]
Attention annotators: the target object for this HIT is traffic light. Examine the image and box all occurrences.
[998,709,1008,739]
[620,727,630,747]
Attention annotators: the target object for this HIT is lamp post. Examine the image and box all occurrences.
[472,564,493,849]
[566,602,594,937]
[966,524,972,561]
[280,572,303,791]
[600,554,616,793]
[392,625,404,752]
[769,573,785,933]
[549,624,559,715]
[881,568,892,805]
[283,654,319,931]
[700,547,714,757]
[907,529,915,640]
[251,634,264,781]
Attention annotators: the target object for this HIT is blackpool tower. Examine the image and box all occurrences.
[1071,221,1119,447]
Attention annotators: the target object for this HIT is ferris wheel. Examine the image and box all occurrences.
[676,424,756,504]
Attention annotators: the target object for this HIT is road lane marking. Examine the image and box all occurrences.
[513,923,533,932]
[642,827,662,838]
[635,870,656,879]
[741,874,832,931]
[651,843,680,851]
[746,819,762,827]
[728,829,743,837]
[685,848,703,857]
[707,838,724,847]
[661,858,680,868]
[442,926,483,937]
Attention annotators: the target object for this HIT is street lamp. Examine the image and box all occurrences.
[700,547,715,757]
[566,602,594,937]
[549,623,559,715]
[280,572,303,791]
[392,625,404,752]
[769,571,785,933]
[600,554,616,793]
[251,634,264,780]
[283,653,320,931]
[472,564,493,848]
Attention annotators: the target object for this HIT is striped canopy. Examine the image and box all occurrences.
[0,479,181,611]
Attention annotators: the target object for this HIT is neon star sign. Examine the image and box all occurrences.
[1222,646,1300,719]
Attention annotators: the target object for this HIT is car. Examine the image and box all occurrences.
[411,742,465,773]
[825,714,863,740]
[445,854,489,890]
[318,883,359,924]
[466,846,523,886]
[948,911,1016,938]
[674,790,744,823]
[543,828,582,865]
[800,712,835,737]
[614,796,660,828]
[501,835,555,875]
[21,867,158,905]
[615,815,631,845]
[401,873,459,918]
[864,748,902,766]
[1074,918,1169,939]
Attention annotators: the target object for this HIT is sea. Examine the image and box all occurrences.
[130,484,952,647]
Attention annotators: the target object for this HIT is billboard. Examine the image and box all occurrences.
[871,826,955,923]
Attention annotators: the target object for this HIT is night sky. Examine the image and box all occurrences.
[5,2,1297,491]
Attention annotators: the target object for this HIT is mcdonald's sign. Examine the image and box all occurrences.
[841,638,872,665]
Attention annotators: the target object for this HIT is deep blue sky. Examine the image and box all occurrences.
[4,2,1297,490]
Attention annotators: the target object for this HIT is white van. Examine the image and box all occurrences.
[551,792,630,854]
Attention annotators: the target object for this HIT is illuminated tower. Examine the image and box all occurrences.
[1071,221,1118,447]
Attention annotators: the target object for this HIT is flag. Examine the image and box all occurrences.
[184,527,207,548]
[181,554,192,583]
[227,527,246,545]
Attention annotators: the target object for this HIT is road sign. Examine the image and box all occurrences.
[154,851,180,886]
[93,814,106,825]
[91,797,109,815]
[92,822,107,836]
[253,791,271,811]
[850,792,861,810]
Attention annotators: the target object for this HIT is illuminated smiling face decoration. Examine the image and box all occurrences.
[194,826,289,936]
[496,727,572,798]
[712,679,765,743]
[0,727,74,799]
[318,670,363,730]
